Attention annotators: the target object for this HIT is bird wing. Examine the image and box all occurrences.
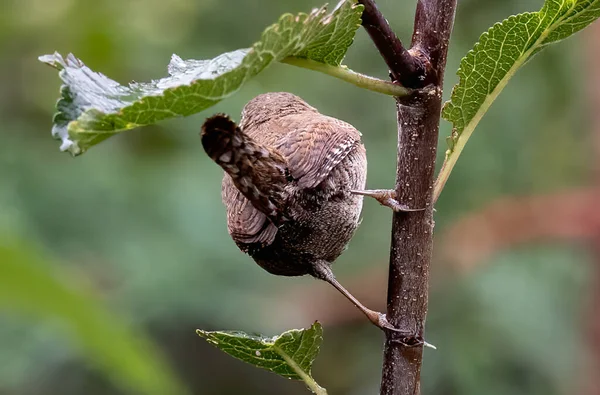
[221,174,278,246]
[275,116,362,189]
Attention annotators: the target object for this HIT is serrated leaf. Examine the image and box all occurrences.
[0,238,188,395]
[39,0,363,156]
[197,322,326,394]
[441,0,600,156]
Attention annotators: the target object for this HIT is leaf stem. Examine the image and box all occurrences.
[273,345,328,395]
[433,153,454,203]
[433,49,527,204]
[433,9,557,203]
[281,57,410,97]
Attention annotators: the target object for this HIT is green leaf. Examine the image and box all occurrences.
[0,238,189,395]
[437,0,600,199]
[197,322,326,394]
[39,0,364,156]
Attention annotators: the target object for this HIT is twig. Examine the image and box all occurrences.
[357,0,427,88]
[372,0,457,394]
[411,0,457,81]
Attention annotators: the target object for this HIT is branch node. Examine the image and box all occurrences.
[384,328,425,348]
[357,0,428,88]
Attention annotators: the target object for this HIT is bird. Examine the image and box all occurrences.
[200,92,417,331]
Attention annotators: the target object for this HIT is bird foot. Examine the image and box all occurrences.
[375,313,436,349]
[350,189,425,212]
[365,311,435,349]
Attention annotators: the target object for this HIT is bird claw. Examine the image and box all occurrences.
[376,313,436,349]
[350,189,426,212]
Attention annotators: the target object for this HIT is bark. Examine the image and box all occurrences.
[358,0,457,393]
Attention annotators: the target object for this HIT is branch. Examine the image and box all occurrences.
[411,0,457,84]
[357,0,428,88]
[379,0,456,394]
[281,57,411,97]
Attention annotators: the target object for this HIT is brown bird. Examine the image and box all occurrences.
[201,92,417,331]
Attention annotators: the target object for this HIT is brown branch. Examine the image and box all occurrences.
[357,0,455,392]
[357,0,427,88]
[378,0,456,394]
[411,0,457,84]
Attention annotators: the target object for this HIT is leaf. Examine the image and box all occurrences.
[0,238,189,395]
[39,0,364,156]
[197,322,326,394]
[441,0,600,156]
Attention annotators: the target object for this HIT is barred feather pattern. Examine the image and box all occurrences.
[201,114,288,223]
[201,92,367,278]
[272,116,362,190]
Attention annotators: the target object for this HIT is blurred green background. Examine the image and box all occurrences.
[1,0,598,394]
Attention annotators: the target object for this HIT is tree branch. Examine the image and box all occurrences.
[357,0,427,88]
[378,0,456,394]
[411,0,457,84]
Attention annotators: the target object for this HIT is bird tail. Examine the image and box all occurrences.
[201,114,288,223]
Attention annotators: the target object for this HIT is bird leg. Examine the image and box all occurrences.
[312,262,407,334]
[351,189,426,212]
[312,261,436,348]
[324,273,398,331]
